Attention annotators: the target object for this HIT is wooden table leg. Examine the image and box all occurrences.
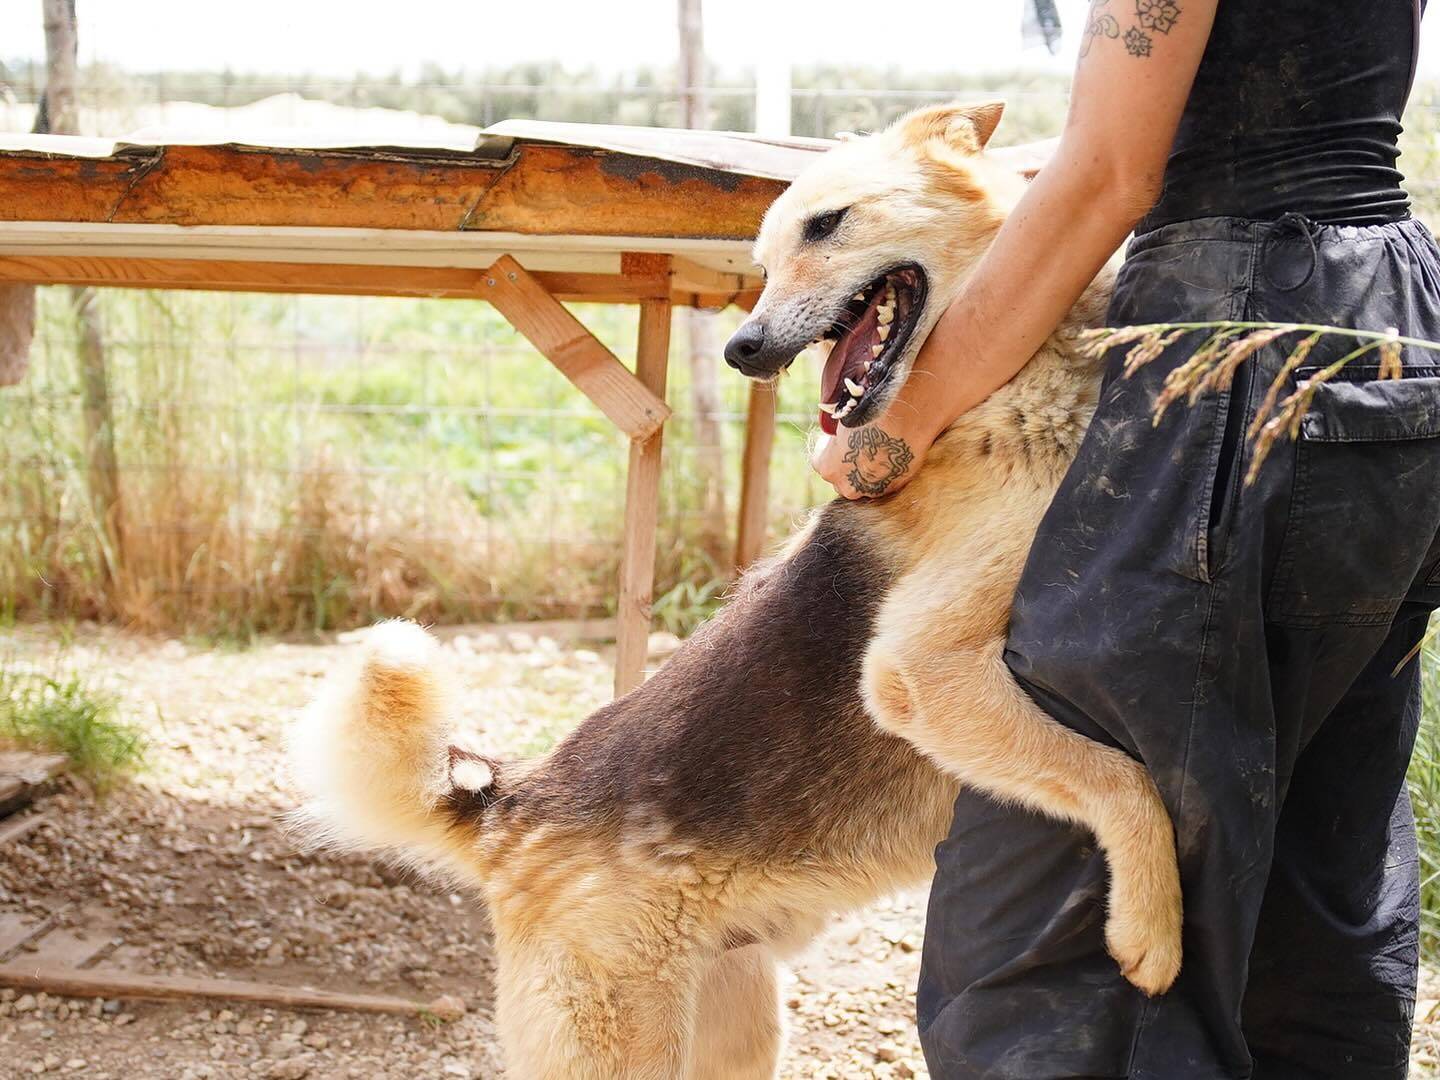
[734,380,777,572]
[615,296,673,696]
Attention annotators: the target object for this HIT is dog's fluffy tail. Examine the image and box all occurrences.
[287,620,493,864]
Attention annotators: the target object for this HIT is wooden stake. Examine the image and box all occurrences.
[734,380,777,571]
[615,283,673,696]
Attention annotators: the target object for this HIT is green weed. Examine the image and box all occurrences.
[0,665,145,787]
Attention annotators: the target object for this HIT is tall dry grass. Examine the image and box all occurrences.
[0,287,828,639]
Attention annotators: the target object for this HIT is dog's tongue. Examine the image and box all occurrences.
[819,306,879,433]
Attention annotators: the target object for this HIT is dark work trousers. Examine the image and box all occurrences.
[917,215,1440,1079]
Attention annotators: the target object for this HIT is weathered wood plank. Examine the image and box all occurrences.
[0,965,463,1018]
[482,255,670,441]
[29,922,119,970]
[0,221,763,279]
[0,143,785,240]
[0,752,67,816]
[615,286,674,696]
[0,254,665,303]
[464,145,783,239]
[0,145,501,231]
[0,912,58,965]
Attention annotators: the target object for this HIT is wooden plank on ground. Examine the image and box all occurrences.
[615,286,673,696]
[734,380,778,571]
[0,965,463,1018]
[29,928,117,970]
[482,255,670,442]
[0,752,67,815]
[30,908,120,970]
[0,812,49,849]
[0,912,59,965]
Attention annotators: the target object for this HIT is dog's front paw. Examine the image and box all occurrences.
[1104,890,1182,996]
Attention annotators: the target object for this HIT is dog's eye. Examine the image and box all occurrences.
[803,207,849,243]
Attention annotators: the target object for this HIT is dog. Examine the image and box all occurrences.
[288,101,1182,1080]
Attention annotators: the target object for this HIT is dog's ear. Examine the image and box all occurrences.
[895,101,1005,154]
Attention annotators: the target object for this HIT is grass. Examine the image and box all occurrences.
[0,664,145,787]
[1414,636,1440,960]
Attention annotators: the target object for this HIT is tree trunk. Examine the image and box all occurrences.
[41,0,124,584]
[677,0,729,565]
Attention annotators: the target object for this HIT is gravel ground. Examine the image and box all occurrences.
[0,624,927,1079]
[0,624,1432,1079]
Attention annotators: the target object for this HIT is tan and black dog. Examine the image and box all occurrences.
[288,101,1182,1080]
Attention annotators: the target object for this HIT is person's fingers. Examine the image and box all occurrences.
[809,432,834,472]
[809,432,864,500]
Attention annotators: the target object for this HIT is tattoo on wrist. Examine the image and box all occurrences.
[1081,0,1179,59]
[842,427,916,497]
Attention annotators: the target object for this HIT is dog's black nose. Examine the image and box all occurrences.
[724,320,767,371]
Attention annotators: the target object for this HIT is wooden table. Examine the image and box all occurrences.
[0,121,827,693]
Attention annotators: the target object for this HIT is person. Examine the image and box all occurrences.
[811,1,1440,1076]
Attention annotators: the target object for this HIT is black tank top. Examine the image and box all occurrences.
[1142,0,1424,230]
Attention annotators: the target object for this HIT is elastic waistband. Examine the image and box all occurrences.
[1126,213,1428,257]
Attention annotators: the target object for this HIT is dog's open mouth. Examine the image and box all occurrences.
[814,264,927,434]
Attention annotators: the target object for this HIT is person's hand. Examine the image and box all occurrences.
[810,412,934,500]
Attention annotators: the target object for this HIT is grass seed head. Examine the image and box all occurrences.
[1380,327,1403,380]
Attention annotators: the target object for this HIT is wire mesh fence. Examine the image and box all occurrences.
[3,64,1439,637]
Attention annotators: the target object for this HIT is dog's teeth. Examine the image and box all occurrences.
[877,306,894,326]
[863,358,873,370]
[871,344,883,358]
[844,377,864,396]
[836,400,855,419]
[877,323,891,342]
[853,292,865,301]
[818,401,838,415]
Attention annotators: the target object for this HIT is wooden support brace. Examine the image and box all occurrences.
[614,275,673,696]
[480,255,670,442]
[734,380,778,571]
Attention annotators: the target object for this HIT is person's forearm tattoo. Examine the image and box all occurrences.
[843,427,915,497]
[1082,0,1180,58]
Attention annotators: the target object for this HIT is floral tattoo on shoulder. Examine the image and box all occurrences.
[1082,0,1180,59]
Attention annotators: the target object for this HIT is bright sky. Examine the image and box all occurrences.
[5,1,1440,82]
[0,0,1094,77]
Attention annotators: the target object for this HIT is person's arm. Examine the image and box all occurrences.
[813,0,1220,499]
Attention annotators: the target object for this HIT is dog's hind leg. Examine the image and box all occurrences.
[494,936,698,1079]
[864,634,1182,996]
[687,945,783,1080]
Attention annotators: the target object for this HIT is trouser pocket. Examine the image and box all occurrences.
[1268,367,1440,626]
